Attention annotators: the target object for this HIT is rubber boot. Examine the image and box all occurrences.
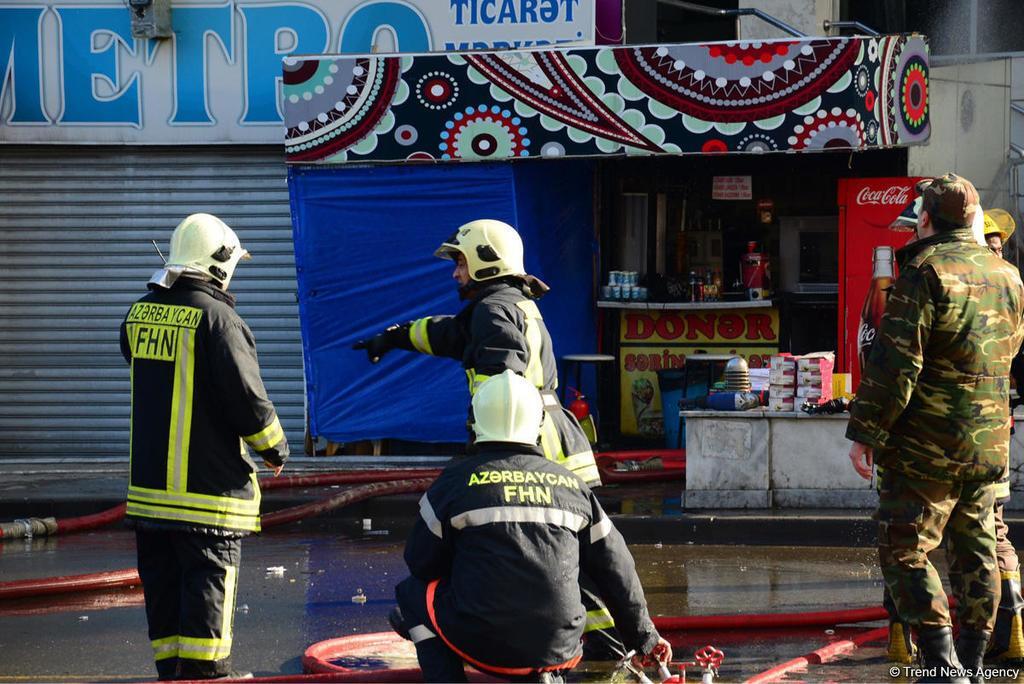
[888,620,917,664]
[917,626,969,684]
[956,629,990,684]
[987,571,1024,662]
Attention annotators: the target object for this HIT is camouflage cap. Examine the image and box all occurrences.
[915,173,981,229]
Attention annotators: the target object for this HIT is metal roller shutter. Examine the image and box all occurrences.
[0,145,304,460]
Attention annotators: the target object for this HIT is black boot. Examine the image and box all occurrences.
[917,626,969,684]
[988,571,1024,662]
[956,629,990,683]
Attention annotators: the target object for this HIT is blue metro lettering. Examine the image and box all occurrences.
[239,4,329,124]
[169,5,234,124]
[56,7,140,125]
[338,2,430,53]
[450,0,574,25]
[0,6,49,124]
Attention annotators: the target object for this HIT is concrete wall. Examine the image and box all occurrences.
[737,0,838,40]
[907,59,1012,207]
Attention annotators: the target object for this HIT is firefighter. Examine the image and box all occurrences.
[981,208,1024,664]
[391,371,672,682]
[353,219,598,484]
[120,213,289,680]
[352,219,617,650]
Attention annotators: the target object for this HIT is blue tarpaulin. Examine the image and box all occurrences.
[288,161,596,443]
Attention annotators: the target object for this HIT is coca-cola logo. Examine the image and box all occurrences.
[856,186,911,206]
[857,321,876,351]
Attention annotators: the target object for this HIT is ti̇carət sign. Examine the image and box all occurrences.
[0,0,594,144]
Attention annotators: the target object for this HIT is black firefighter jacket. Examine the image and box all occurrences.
[119,277,289,536]
[402,280,600,485]
[405,443,659,670]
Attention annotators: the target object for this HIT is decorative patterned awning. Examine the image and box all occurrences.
[282,35,928,164]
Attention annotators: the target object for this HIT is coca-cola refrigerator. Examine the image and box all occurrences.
[837,177,924,388]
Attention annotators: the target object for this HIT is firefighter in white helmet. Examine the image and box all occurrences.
[353,219,620,655]
[120,213,288,680]
[391,371,672,682]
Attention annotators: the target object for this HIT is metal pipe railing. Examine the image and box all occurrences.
[822,19,880,36]
[656,0,806,37]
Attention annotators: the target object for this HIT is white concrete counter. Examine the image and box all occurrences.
[682,410,1024,509]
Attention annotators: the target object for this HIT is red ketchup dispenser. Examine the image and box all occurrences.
[740,241,770,301]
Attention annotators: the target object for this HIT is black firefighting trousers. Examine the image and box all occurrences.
[135,529,242,680]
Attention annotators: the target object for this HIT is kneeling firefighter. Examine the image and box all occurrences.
[391,371,672,682]
[354,220,621,651]
[121,214,289,680]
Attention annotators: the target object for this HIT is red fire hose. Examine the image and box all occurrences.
[652,605,887,631]
[743,625,888,684]
[0,478,434,600]
[0,469,441,541]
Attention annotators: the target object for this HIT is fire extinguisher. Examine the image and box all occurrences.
[568,387,590,422]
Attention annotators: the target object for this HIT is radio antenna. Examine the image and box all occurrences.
[152,240,167,264]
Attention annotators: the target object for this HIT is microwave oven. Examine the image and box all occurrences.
[778,216,839,293]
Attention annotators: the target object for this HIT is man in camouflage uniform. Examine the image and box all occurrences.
[847,174,1024,682]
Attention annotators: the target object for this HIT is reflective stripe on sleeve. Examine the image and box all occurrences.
[590,515,613,544]
[409,624,436,643]
[419,494,443,538]
[410,318,434,355]
[243,416,284,452]
[450,506,586,532]
[585,608,616,632]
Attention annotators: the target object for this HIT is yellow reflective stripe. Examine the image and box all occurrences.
[467,370,493,396]
[126,501,260,532]
[178,635,232,661]
[243,416,284,452]
[152,636,179,660]
[127,487,260,516]
[409,318,434,355]
[584,608,615,632]
[539,415,561,461]
[516,301,545,388]
[562,451,597,473]
[166,328,196,493]
[572,463,602,485]
[220,565,238,655]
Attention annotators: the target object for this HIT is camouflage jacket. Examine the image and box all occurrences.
[846,228,1024,482]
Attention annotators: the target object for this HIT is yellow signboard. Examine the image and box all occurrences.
[618,308,780,437]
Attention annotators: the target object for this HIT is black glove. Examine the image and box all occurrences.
[352,323,409,363]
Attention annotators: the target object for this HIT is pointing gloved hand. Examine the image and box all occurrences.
[352,323,410,363]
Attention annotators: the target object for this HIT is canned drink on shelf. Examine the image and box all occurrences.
[610,285,622,300]
[601,285,613,300]
[629,285,640,300]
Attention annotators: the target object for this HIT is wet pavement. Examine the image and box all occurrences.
[0,518,934,683]
[3,463,1024,682]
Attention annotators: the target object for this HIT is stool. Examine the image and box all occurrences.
[561,356,614,403]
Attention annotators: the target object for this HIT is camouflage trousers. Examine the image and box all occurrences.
[876,471,999,632]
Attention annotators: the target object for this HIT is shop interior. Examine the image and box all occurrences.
[592,148,907,446]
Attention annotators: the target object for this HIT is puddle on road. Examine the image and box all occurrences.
[0,520,963,683]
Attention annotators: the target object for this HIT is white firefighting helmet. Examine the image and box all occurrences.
[434,219,526,282]
[471,370,544,445]
[167,213,251,288]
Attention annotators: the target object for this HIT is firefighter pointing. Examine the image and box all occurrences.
[353,219,599,485]
[121,213,289,680]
